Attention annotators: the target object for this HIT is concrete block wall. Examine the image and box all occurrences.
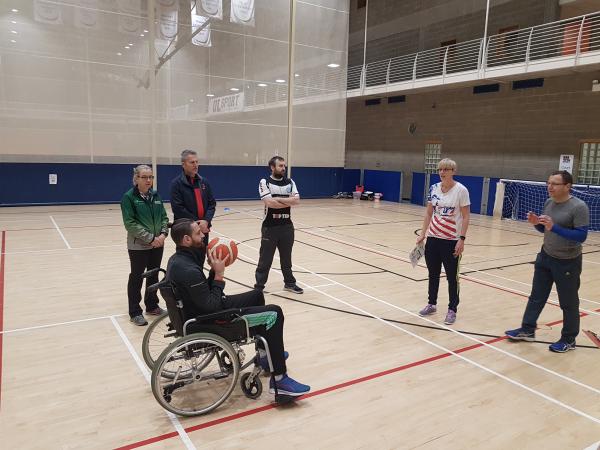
[344,71,600,200]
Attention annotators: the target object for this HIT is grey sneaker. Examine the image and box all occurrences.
[146,306,165,316]
[419,304,437,316]
[130,315,148,326]
[444,310,456,325]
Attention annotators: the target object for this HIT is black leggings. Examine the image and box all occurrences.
[425,237,461,312]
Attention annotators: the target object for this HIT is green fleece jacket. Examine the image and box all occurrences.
[121,187,169,250]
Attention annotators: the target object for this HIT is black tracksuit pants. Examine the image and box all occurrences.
[127,247,164,317]
[254,224,296,290]
[425,237,461,312]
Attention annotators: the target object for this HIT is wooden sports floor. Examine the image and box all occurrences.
[1,199,599,449]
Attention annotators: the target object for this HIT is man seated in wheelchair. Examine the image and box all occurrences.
[166,218,310,397]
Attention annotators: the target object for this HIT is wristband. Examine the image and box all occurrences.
[459,235,466,241]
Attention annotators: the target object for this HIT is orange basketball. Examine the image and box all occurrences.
[207,237,238,266]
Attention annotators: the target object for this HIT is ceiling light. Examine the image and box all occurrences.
[327,63,340,68]
[11,9,19,13]
[10,30,17,34]
[275,79,285,83]
[124,46,130,49]
[189,99,194,102]
[294,73,299,77]
[10,20,17,24]
[143,29,149,33]
[117,52,122,56]
[206,93,214,97]
[128,43,133,46]
[10,39,16,43]
[230,87,239,91]
[257,83,267,87]
[140,34,144,37]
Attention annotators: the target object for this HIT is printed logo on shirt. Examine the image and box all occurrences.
[272,214,290,219]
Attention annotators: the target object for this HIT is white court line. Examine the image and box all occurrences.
[2,243,122,255]
[49,215,72,249]
[0,313,127,334]
[267,282,335,296]
[215,227,600,425]
[237,208,600,310]
[583,440,600,450]
[110,316,197,450]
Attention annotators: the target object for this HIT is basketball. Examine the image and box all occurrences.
[207,237,238,266]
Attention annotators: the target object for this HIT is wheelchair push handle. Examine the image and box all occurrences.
[142,268,166,279]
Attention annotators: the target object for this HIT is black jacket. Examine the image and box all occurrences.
[170,172,216,224]
[166,246,226,319]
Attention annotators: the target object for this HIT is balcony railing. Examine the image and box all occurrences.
[347,11,600,92]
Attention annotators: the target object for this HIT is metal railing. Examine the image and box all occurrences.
[348,11,600,92]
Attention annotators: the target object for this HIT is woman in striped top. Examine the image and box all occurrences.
[416,158,471,325]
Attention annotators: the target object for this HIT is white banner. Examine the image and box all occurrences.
[34,0,63,25]
[191,15,211,47]
[230,0,254,27]
[196,0,223,20]
[157,5,178,41]
[75,0,99,29]
[559,154,574,173]
[209,92,245,115]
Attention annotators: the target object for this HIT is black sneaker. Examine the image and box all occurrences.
[284,284,303,294]
[146,306,165,316]
[130,315,148,326]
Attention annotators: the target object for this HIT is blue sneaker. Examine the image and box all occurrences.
[505,327,535,341]
[549,340,576,353]
[269,375,310,396]
[258,351,289,372]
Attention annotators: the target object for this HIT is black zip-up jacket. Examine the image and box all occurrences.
[170,172,216,224]
[166,246,226,318]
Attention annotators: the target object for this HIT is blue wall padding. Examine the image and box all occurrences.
[411,172,426,206]
[363,169,402,202]
[341,169,361,192]
[0,163,345,206]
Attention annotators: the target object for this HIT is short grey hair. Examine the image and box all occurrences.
[132,164,152,185]
[181,149,198,163]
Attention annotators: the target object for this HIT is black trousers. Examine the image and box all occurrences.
[219,290,287,375]
[127,247,164,317]
[424,237,461,312]
[254,224,296,290]
[521,249,582,342]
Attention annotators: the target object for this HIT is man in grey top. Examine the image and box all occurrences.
[505,170,590,353]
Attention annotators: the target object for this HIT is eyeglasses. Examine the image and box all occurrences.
[138,175,155,180]
[546,182,566,186]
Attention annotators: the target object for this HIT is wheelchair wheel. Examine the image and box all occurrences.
[240,372,262,399]
[142,312,176,369]
[151,333,240,417]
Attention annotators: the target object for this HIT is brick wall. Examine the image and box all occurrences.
[345,72,600,198]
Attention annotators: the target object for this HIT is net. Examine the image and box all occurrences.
[500,179,600,231]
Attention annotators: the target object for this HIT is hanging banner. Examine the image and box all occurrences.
[196,0,223,20]
[559,154,574,173]
[230,0,254,27]
[75,0,99,29]
[209,92,245,115]
[157,5,178,41]
[34,0,63,25]
[117,0,141,35]
[191,14,211,47]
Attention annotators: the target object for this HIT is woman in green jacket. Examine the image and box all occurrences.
[121,165,169,326]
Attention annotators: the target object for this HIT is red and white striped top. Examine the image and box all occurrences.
[427,182,470,240]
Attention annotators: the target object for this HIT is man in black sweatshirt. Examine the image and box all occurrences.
[165,218,310,397]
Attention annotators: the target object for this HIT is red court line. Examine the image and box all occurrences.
[0,230,6,409]
[114,335,508,450]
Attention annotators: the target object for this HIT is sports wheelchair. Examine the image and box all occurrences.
[141,268,292,417]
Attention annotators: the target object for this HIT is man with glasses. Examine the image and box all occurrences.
[170,149,216,267]
[506,170,590,352]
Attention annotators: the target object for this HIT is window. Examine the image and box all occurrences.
[424,142,442,174]
[578,141,600,185]
[512,78,544,90]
